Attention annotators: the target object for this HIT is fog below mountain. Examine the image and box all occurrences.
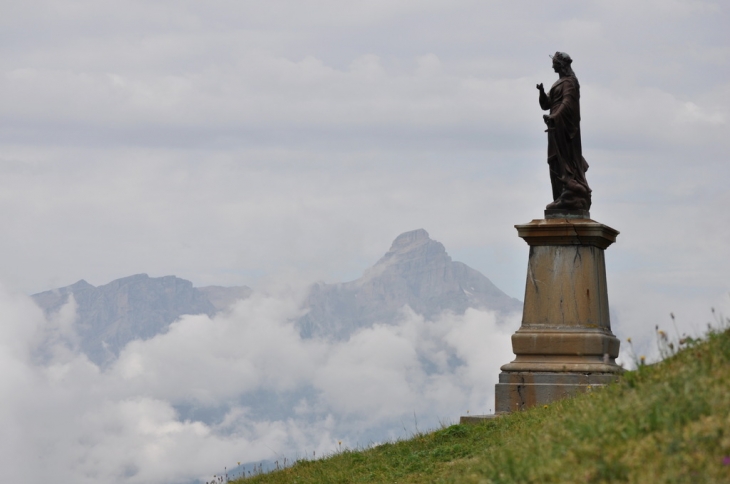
[10,230,520,483]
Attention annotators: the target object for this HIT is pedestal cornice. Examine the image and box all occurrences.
[515,218,619,249]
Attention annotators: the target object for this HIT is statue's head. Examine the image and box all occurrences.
[549,52,575,76]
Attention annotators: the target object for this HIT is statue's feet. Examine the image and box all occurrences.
[546,193,591,211]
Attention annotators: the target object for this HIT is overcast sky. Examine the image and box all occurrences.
[1,0,729,482]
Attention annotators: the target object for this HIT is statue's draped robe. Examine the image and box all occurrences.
[540,75,591,210]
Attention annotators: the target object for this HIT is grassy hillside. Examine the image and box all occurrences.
[233,326,730,483]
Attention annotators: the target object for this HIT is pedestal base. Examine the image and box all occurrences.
[495,371,619,413]
[495,217,622,413]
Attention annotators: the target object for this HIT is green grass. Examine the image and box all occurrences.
[234,327,730,483]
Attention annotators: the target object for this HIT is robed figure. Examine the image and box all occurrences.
[537,52,591,211]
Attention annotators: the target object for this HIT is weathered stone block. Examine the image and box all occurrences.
[495,372,619,413]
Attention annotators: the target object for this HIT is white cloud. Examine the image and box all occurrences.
[0,282,518,483]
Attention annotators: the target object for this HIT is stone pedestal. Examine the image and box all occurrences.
[495,213,622,413]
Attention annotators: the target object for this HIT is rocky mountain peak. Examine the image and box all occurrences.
[389,228,431,251]
[299,229,522,338]
[69,279,95,291]
[366,229,448,279]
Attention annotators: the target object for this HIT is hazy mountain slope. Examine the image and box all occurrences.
[298,229,522,338]
[198,285,254,311]
[32,230,520,362]
[32,274,250,365]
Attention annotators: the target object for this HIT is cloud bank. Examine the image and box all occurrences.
[1,284,518,483]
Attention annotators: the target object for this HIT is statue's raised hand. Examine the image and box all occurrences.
[536,83,544,92]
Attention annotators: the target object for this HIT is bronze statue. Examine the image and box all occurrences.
[537,52,591,211]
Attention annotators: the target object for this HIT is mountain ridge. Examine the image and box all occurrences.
[32,229,522,362]
[32,273,251,365]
